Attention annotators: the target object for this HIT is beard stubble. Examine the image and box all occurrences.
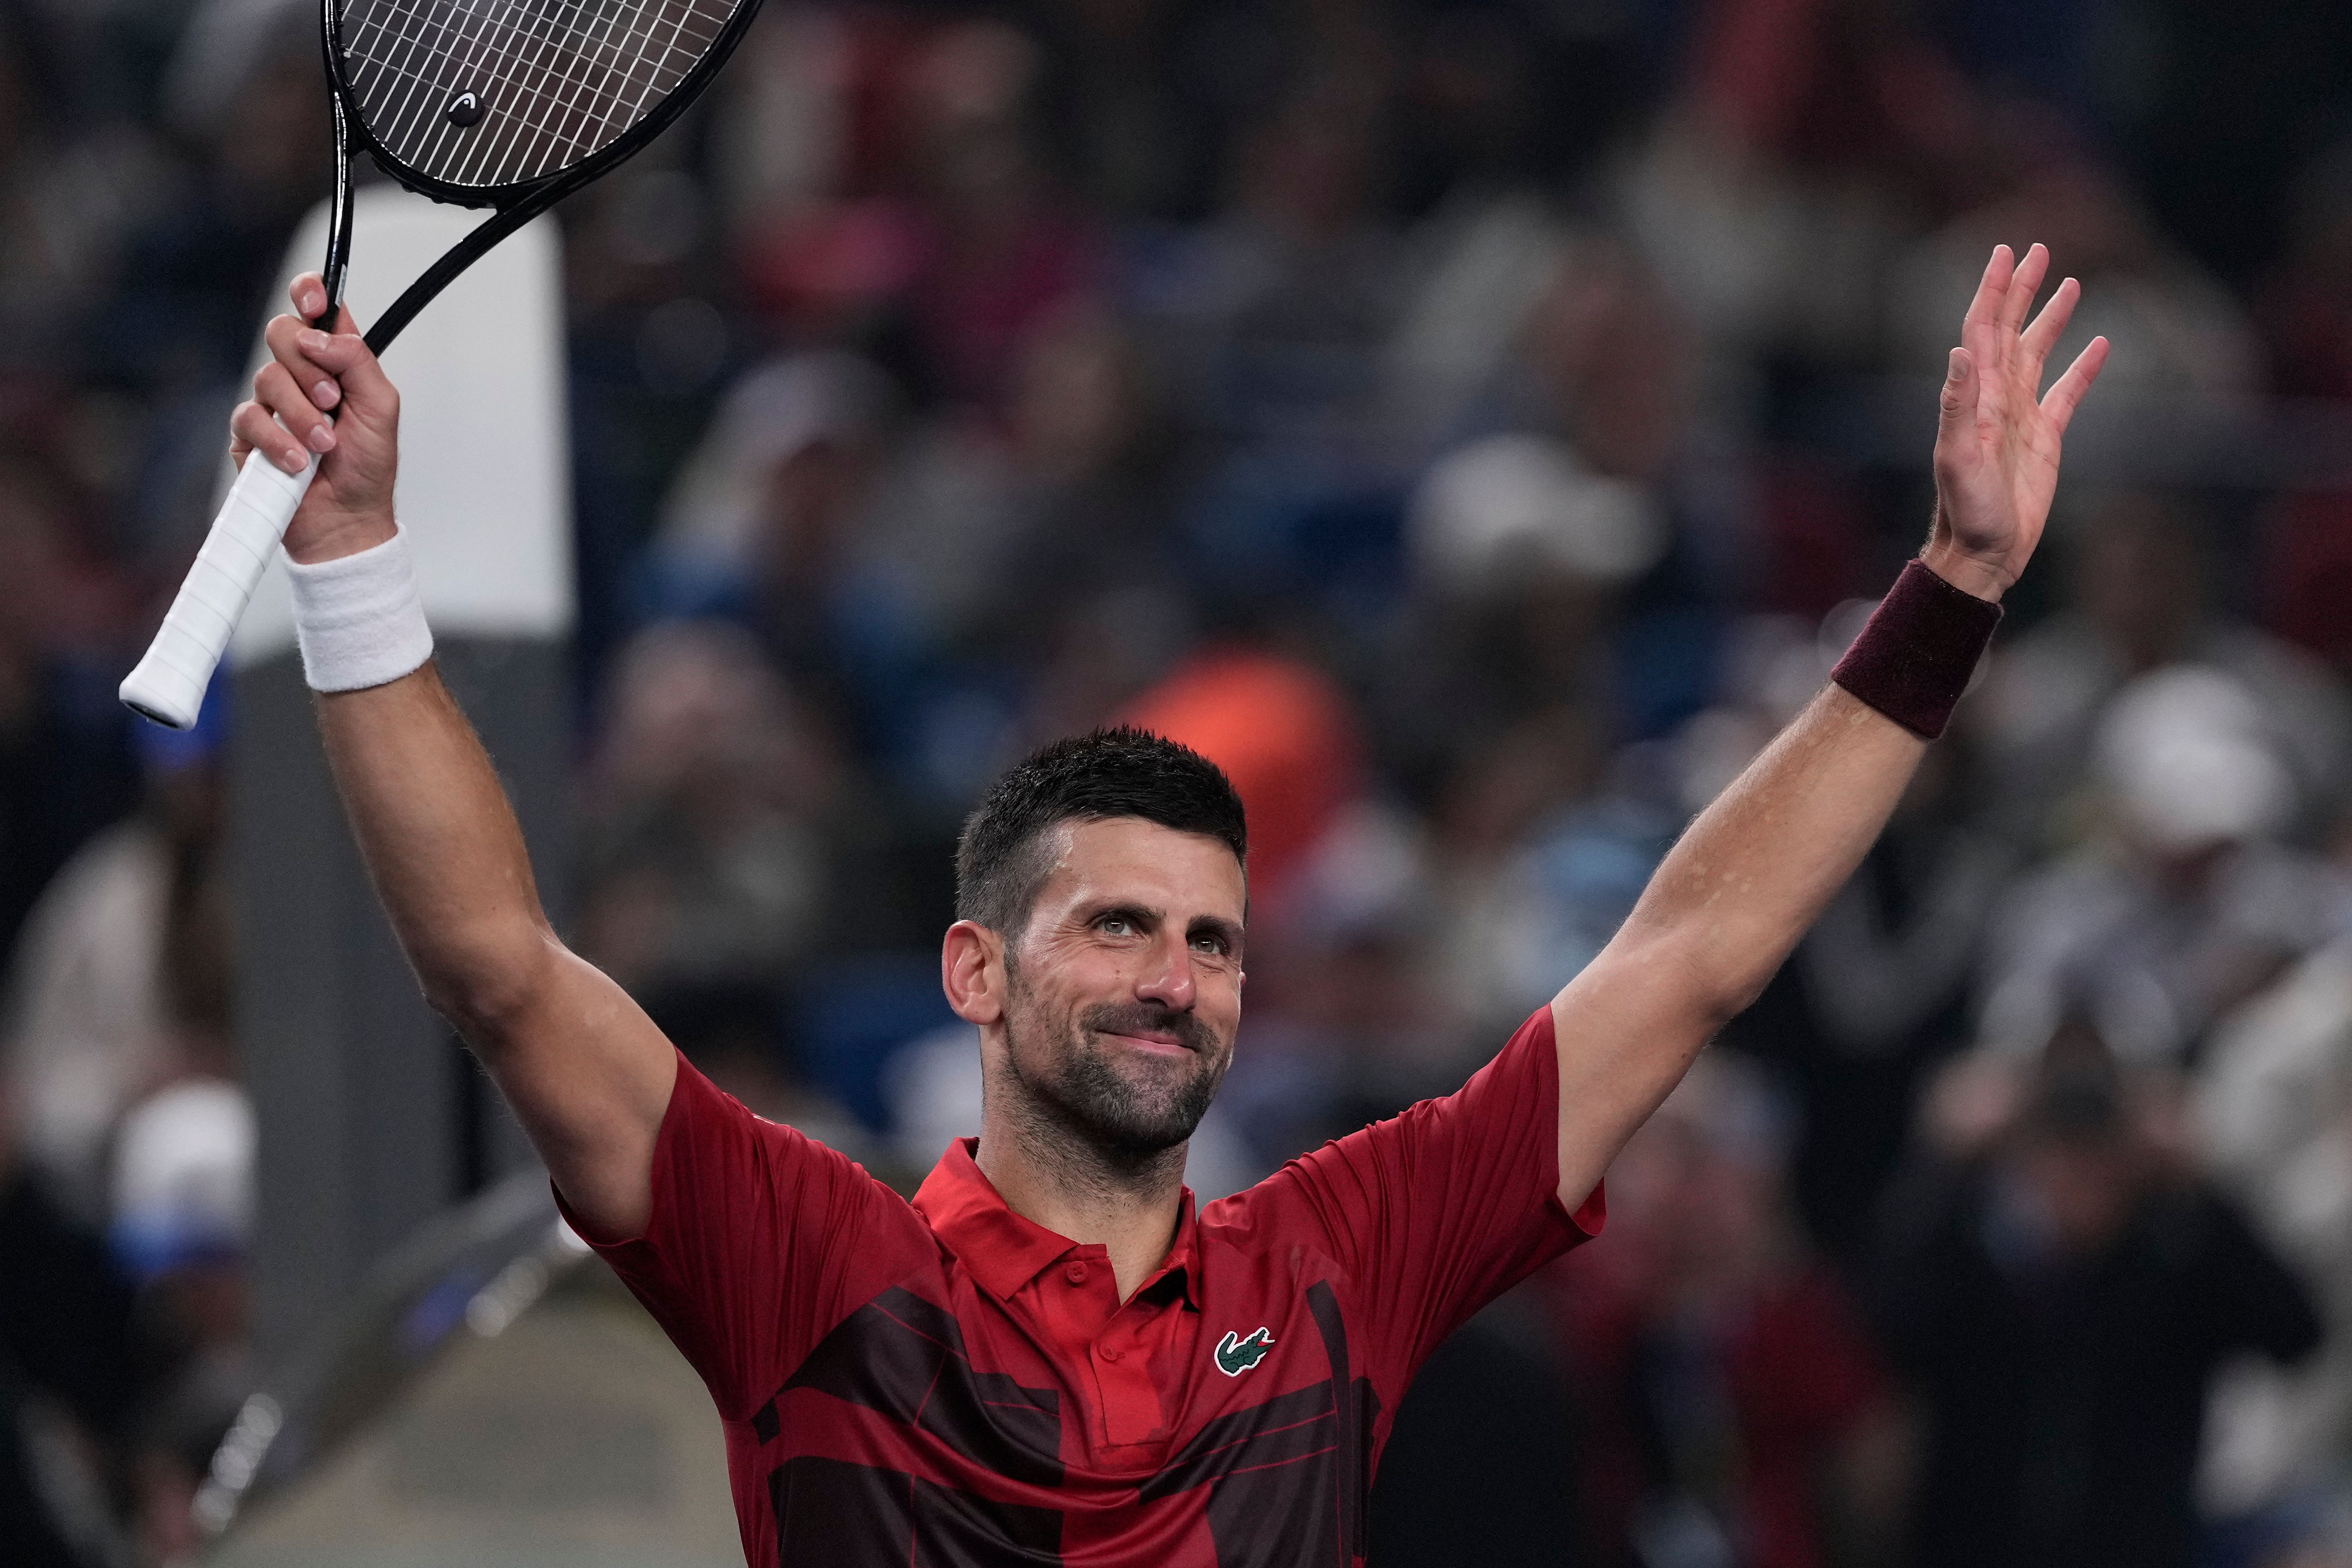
[1000,975,1230,1158]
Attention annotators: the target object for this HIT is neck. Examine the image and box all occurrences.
[976,1093,1188,1302]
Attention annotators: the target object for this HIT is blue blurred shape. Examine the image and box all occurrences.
[792,953,961,1134]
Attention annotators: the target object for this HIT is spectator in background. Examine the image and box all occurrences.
[1,681,247,1568]
[1613,0,1926,385]
[638,350,903,725]
[577,620,875,998]
[2256,134,2352,404]
[1,675,219,1227]
[84,0,333,394]
[1141,66,1406,441]
[2261,488,2352,697]
[0,443,140,973]
[0,2,172,377]
[1783,721,2019,1261]
[728,15,1105,416]
[1427,706,1678,1051]
[1883,122,2260,400]
[1876,1042,2322,1568]
[968,301,1194,663]
[887,20,1102,414]
[1383,250,1678,797]
[1972,495,2350,852]
[1976,664,2344,1068]
[1121,645,1364,907]
[1213,795,1452,1174]
[1550,1050,1903,1568]
[2197,942,2352,1562]
[0,1078,141,1568]
[111,1074,254,1568]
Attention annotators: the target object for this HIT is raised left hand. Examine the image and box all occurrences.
[1922,243,2109,602]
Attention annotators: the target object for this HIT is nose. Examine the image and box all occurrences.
[1135,927,1198,1013]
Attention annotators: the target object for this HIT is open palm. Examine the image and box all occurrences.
[1925,243,2110,602]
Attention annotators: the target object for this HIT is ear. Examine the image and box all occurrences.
[942,920,1007,1025]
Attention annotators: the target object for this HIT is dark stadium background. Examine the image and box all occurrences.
[4,0,2352,1563]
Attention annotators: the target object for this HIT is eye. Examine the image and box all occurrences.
[1098,913,1137,937]
[1191,931,1230,957]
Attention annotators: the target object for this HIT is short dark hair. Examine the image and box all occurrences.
[954,726,1247,936]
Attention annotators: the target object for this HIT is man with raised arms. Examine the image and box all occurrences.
[226,243,2103,1565]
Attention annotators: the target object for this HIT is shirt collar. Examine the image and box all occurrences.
[913,1138,1200,1310]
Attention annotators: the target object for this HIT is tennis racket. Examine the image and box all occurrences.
[120,0,765,728]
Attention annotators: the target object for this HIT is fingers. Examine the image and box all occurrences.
[230,392,315,477]
[290,272,330,324]
[2040,335,2111,434]
[232,276,398,489]
[2013,272,2089,390]
[2023,272,2079,352]
[1960,245,2011,329]
[258,276,395,429]
[1960,244,2012,372]
[1998,243,2049,333]
[265,312,344,414]
[289,316,397,425]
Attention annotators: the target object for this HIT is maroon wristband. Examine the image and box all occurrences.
[1829,559,2002,740]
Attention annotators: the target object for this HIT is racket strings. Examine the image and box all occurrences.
[356,0,708,183]
[363,0,708,178]
[341,0,735,189]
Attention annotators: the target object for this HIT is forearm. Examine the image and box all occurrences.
[1550,686,1926,1204]
[316,662,558,1033]
[1627,685,1925,1021]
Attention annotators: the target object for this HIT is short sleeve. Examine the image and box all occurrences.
[557,1053,928,1420]
[1214,1007,1603,1394]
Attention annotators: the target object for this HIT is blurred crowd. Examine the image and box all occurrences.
[6,0,2352,1564]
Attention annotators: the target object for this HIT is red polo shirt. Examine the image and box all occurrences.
[573,1005,1602,1567]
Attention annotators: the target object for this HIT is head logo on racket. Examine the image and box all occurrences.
[445,91,483,129]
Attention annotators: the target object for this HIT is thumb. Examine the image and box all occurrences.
[1935,347,1977,467]
[1938,347,1976,425]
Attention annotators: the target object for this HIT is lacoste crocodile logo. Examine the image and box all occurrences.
[1214,1327,1275,1377]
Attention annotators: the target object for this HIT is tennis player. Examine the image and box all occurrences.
[230,242,2103,1566]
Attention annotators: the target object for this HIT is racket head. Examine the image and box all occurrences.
[323,0,760,210]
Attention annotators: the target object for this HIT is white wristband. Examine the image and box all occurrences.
[285,526,434,693]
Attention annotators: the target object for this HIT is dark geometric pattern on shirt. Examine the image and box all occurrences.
[771,1285,1065,1487]
[769,1454,1064,1567]
[763,1279,1383,1567]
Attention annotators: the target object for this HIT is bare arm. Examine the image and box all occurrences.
[235,274,673,1238]
[1552,243,2110,1207]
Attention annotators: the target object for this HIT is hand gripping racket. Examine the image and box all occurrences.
[121,0,764,728]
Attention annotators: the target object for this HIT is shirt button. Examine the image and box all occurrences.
[1063,1261,1088,1285]
[1098,1345,1122,1363]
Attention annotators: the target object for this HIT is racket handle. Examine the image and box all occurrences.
[121,450,319,728]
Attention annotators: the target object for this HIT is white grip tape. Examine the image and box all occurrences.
[120,450,317,728]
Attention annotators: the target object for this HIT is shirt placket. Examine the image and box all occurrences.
[1048,1250,1175,1452]
[1091,1295,1171,1450]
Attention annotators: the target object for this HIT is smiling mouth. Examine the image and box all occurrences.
[1101,1031,1196,1057]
